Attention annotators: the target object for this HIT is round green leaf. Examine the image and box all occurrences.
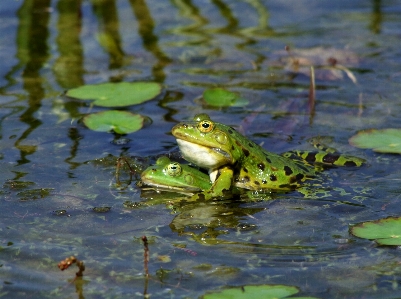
[202,284,299,299]
[351,217,401,246]
[203,88,248,107]
[67,82,162,107]
[82,110,145,134]
[349,129,401,153]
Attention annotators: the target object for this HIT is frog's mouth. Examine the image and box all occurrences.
[176,139,232,169]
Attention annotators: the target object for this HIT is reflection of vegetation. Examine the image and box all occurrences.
[129,0,172,81]
[54,0,84,88]
[370,0,382,34]
[92,0,125,68]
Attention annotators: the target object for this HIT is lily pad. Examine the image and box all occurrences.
[202,284,319,299]
[349,128,401,153]
[82,110,145,134]
[351,217,401,245]
[203,88,248,107]
[66,82,162,107]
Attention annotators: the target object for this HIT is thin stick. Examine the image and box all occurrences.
[308,65,316,122]
[141,236,149,277]
[142,236,149,298]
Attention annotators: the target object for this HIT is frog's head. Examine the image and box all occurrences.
[140,157,211,192]
[172,114,240,171]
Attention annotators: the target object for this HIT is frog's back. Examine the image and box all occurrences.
[234,143,317,191]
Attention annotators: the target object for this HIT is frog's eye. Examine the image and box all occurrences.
[198,120,214,133]
[165,163,182,177]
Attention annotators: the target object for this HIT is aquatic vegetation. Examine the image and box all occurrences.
[351,216,401,245]
[202,284,320,299]
[82,110,146,134]
[202,88,248,107]
[66,82,162,107]
[349,128,401,154]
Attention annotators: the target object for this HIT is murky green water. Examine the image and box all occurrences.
[1,0,401,298]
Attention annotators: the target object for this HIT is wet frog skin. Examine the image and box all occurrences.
[172,114,365,198]
[172,114,318,193]
[141,157,212,192]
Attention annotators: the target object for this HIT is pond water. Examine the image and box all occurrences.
[1,0,401,298]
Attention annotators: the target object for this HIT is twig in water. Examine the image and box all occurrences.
[308,65,316,122]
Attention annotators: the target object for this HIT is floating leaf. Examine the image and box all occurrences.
[349,128,401,153]
[202,284,320,299]
[67,82,162,107]
[203,88,248,107]
[351,217,401,245]
[83,110,145,134]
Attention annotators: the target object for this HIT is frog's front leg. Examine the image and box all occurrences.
[190,166,234,201]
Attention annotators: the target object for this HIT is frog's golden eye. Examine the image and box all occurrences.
[165,163,182,177]
[198,120,214,133]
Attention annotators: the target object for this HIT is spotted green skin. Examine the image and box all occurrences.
[141,157,211,192]
[172,114,319,191]
[282,150,365,167]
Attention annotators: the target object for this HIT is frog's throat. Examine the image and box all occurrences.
[176,139,232,169]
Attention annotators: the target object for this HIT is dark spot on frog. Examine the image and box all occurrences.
[235,140,241,147]
[289,176,297,184]
[262,180,267,184]
[323,154,340,164]
[295,173,305,181]
[279,183,298,190]
[242,148,250,157]
[270,174,277,181]
[248,142,254,148]
[243,176,250,182]
[254,180,260,185]
[264,154,272,164]
[284,166,293,176]
[242,167,248,173]
[228,129,234,135]
[279,183,290,189]
[257,163,265,171]
[344,160,357,167]
[231,145,235,151]
[306,153,317,162]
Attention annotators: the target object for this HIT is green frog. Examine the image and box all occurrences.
[140,156,212,193]
[172,114,364,199]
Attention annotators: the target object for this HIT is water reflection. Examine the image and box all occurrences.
[15,0,50,165]
[370,0,382,34]
[54,0,84,88]
[92,0,125,69]
[0,0,396,298]
[129,0,172,81]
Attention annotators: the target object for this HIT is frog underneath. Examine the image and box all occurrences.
[172,114,364,198]
[141,156,212,193]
